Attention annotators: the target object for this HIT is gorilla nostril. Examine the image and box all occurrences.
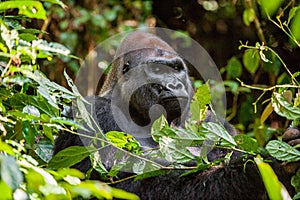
[158,85,163,92]
[166,82,183,90]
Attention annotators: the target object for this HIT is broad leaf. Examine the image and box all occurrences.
[225,56,242,79]
[243,49,260,74]
[234,134,259,153]
[201,122,237,146]
[159,136,194,163]
[190,83,210,121]
[49,146,96,169]
[266,140,300,162]
[243,8,255,26]
[272,92,300,120]
[0,155,23,190]
[0,1,47,20]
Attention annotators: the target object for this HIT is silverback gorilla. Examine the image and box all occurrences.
[54,31,298,199]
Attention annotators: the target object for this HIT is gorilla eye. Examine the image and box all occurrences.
[148,63,162,73]
[122,62,130,74]
[153,66,161,73]
[173,63,183,71]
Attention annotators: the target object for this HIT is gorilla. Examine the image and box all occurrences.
[54,31,299,199]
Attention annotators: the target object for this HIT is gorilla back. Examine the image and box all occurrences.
[54,31,295,199]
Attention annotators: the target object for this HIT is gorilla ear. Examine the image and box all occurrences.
[122,61,131,74]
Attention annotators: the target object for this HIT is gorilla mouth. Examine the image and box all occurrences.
[159,96,188,104]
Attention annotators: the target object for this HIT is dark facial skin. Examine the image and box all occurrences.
[110,48,193,128]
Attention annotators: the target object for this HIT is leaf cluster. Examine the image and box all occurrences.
[0,1,139,199]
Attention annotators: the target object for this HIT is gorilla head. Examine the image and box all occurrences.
[100,32,194,134]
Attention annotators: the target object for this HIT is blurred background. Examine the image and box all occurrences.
[28,0,300,135]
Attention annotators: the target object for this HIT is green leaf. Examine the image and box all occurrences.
[243,8,255,26]
[41,0,66,8]
[9,93,59,117]
[243,49,260,74]
[190,83,210,121]
[106,131,128,148]
[201,122,237,146]
[55,168,85,180]
[226,56,242,79]
[260,0,283,18]
[0,1,47,20]
[292,169,300,194]
[0,181,12,199]
[272,92,300,120]
[159,136,194,163]
[152,126,177,144]
[134,169,168,181]
[288,6,300,24]
[194,83,211,109]
[35,139,54,163]
[34,41,71,56]
[50,117,88,131]
[48,146,96,169]
[151,115,168,142]
[294,192,300,200]
[290,9,300,42]
[0,155,23,190]
[0,141,15,156]
[234,134,259,153]
[111,187,140,200]
[254,157,286,200]
[0,23,18,51]
[266,140,300,162]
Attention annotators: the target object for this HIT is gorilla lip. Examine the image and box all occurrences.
[159,96,188,102]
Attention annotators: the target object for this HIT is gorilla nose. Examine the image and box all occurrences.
[161,82,188,99]
[166,82,183,91]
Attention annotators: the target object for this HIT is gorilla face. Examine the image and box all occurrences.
[113,48,193,127]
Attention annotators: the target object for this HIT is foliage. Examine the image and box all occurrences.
[0,0,139,199]
[1,0,300,200]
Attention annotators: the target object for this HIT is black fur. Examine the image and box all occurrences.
[54,31,296,199]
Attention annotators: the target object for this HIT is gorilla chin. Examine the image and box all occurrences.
[159,96,189,124]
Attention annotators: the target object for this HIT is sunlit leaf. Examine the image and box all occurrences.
[260,0,284,18]
[255,157,288,200]
[190,83,210,121]
[0,180,12,199]
[106,131,128,148]
[111,187,140,200]
[0,1,47,20]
